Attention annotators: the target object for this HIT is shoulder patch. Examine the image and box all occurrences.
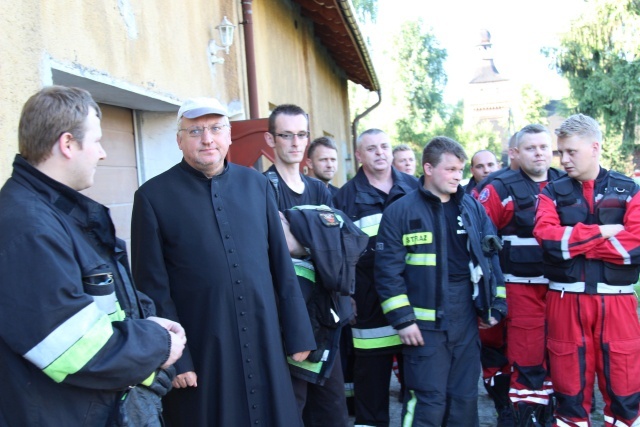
[478,188,490,203]
[319,212,340,227]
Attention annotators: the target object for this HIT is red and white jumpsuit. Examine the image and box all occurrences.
[533,168,640,427]
[479,169,560,409]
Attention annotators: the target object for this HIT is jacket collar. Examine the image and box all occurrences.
[417,175,465,204]
[11,154,115,248]
[353,166,416,195]
[179,158,230,180]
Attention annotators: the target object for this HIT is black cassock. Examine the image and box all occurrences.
[132,160,315,426]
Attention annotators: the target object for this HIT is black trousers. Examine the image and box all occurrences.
[401,280,481,427]
[292,355,349,427]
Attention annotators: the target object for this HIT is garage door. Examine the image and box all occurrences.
[81,104,138,255]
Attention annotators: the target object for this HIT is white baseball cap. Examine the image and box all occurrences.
[177,97,228,120]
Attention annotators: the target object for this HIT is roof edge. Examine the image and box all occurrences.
[336,0,380,92]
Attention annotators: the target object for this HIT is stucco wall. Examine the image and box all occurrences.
[1,0,356,188]
[253,1,352,186]
[0,0,243,182]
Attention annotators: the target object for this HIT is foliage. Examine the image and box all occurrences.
[394,19,448,150]
[518,84,550,127]
[350,0,378,24]
[544,0,640,174]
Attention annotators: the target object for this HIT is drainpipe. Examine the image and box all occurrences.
[351,89,382,175]
[241,0,259,119]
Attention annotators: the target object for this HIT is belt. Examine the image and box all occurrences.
[503,274,548,284]
[548,281,635,295]
[501,236,539,246]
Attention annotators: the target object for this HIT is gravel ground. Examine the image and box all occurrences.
[349,373,607,426]
[346,306,639,425]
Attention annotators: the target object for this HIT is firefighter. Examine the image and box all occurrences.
[375,136,506,426]
[533,114,640,426]
[333,128,419,426]
[479,124,564,426]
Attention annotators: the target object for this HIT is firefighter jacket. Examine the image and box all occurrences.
[533,167,640,294]
[284,205,369,384]
[0,155,171,426]
[479,168,564,283]
[333,167,420,354]
[374,182,507,331]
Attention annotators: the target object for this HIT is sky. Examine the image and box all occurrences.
[363,0,588,104]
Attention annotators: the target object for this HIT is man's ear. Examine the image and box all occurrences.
[264,131,275,148]
[305,157,313,170]
[57,132,75,159]
[423,162,432,176]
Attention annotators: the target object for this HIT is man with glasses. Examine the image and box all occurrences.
[131,97,315,426]
[263,104,351,427]
[333,129,420,427]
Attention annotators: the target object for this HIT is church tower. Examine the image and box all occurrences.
[464,30,514,154]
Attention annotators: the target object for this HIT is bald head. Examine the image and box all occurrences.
[470,150,499,182]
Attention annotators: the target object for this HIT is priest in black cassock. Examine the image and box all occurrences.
[131,97,315,426]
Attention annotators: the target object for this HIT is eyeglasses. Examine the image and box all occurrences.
[273,131,310,141]
[179,124,230,138]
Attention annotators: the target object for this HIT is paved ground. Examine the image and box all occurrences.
[349,374,607,426]
[346,303,639,426]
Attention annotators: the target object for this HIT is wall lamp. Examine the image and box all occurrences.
[209,16,236,65]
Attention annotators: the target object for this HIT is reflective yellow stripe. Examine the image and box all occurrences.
[414,307,436,321]
[25,303,105,369]
[352,326,402,349]
[293,259,315,283]
[294,265,315,283]
[42,314,114,383]
[402,232,432,246]
[496,286,506,298]
[287,357,323,374]
[405,253,436,266]
[381,294,410,314]
[141,372,156,387]
[403,390,417,427]
[354,213,382,237]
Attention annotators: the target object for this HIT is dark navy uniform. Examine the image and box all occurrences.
[333,166,419,426]
[375,180,506,427]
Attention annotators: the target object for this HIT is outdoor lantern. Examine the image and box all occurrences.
[210,16,236,64]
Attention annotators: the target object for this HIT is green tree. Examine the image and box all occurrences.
[394,19,448,149]
[545,0,640,173]
[518,84,550,127]
[350,0,378,24]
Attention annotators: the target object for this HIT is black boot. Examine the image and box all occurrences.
[533,402,554,427]
[496,405,516,427]
[515,402,542,427]
[484,375,514,427]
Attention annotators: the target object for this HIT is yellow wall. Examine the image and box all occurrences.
[0,0,355,187]
[0,0,239,182]
[253,1,352,185]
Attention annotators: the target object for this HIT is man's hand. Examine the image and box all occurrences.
[279,211,307,258]
[161,330,186,369]
[290,351,311,362]
[599,224,624,239]
[478,316,498,330]
[147,317,187,369]
[172,371,198,388]
[147,316,186,339]
[398,323,424,346]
